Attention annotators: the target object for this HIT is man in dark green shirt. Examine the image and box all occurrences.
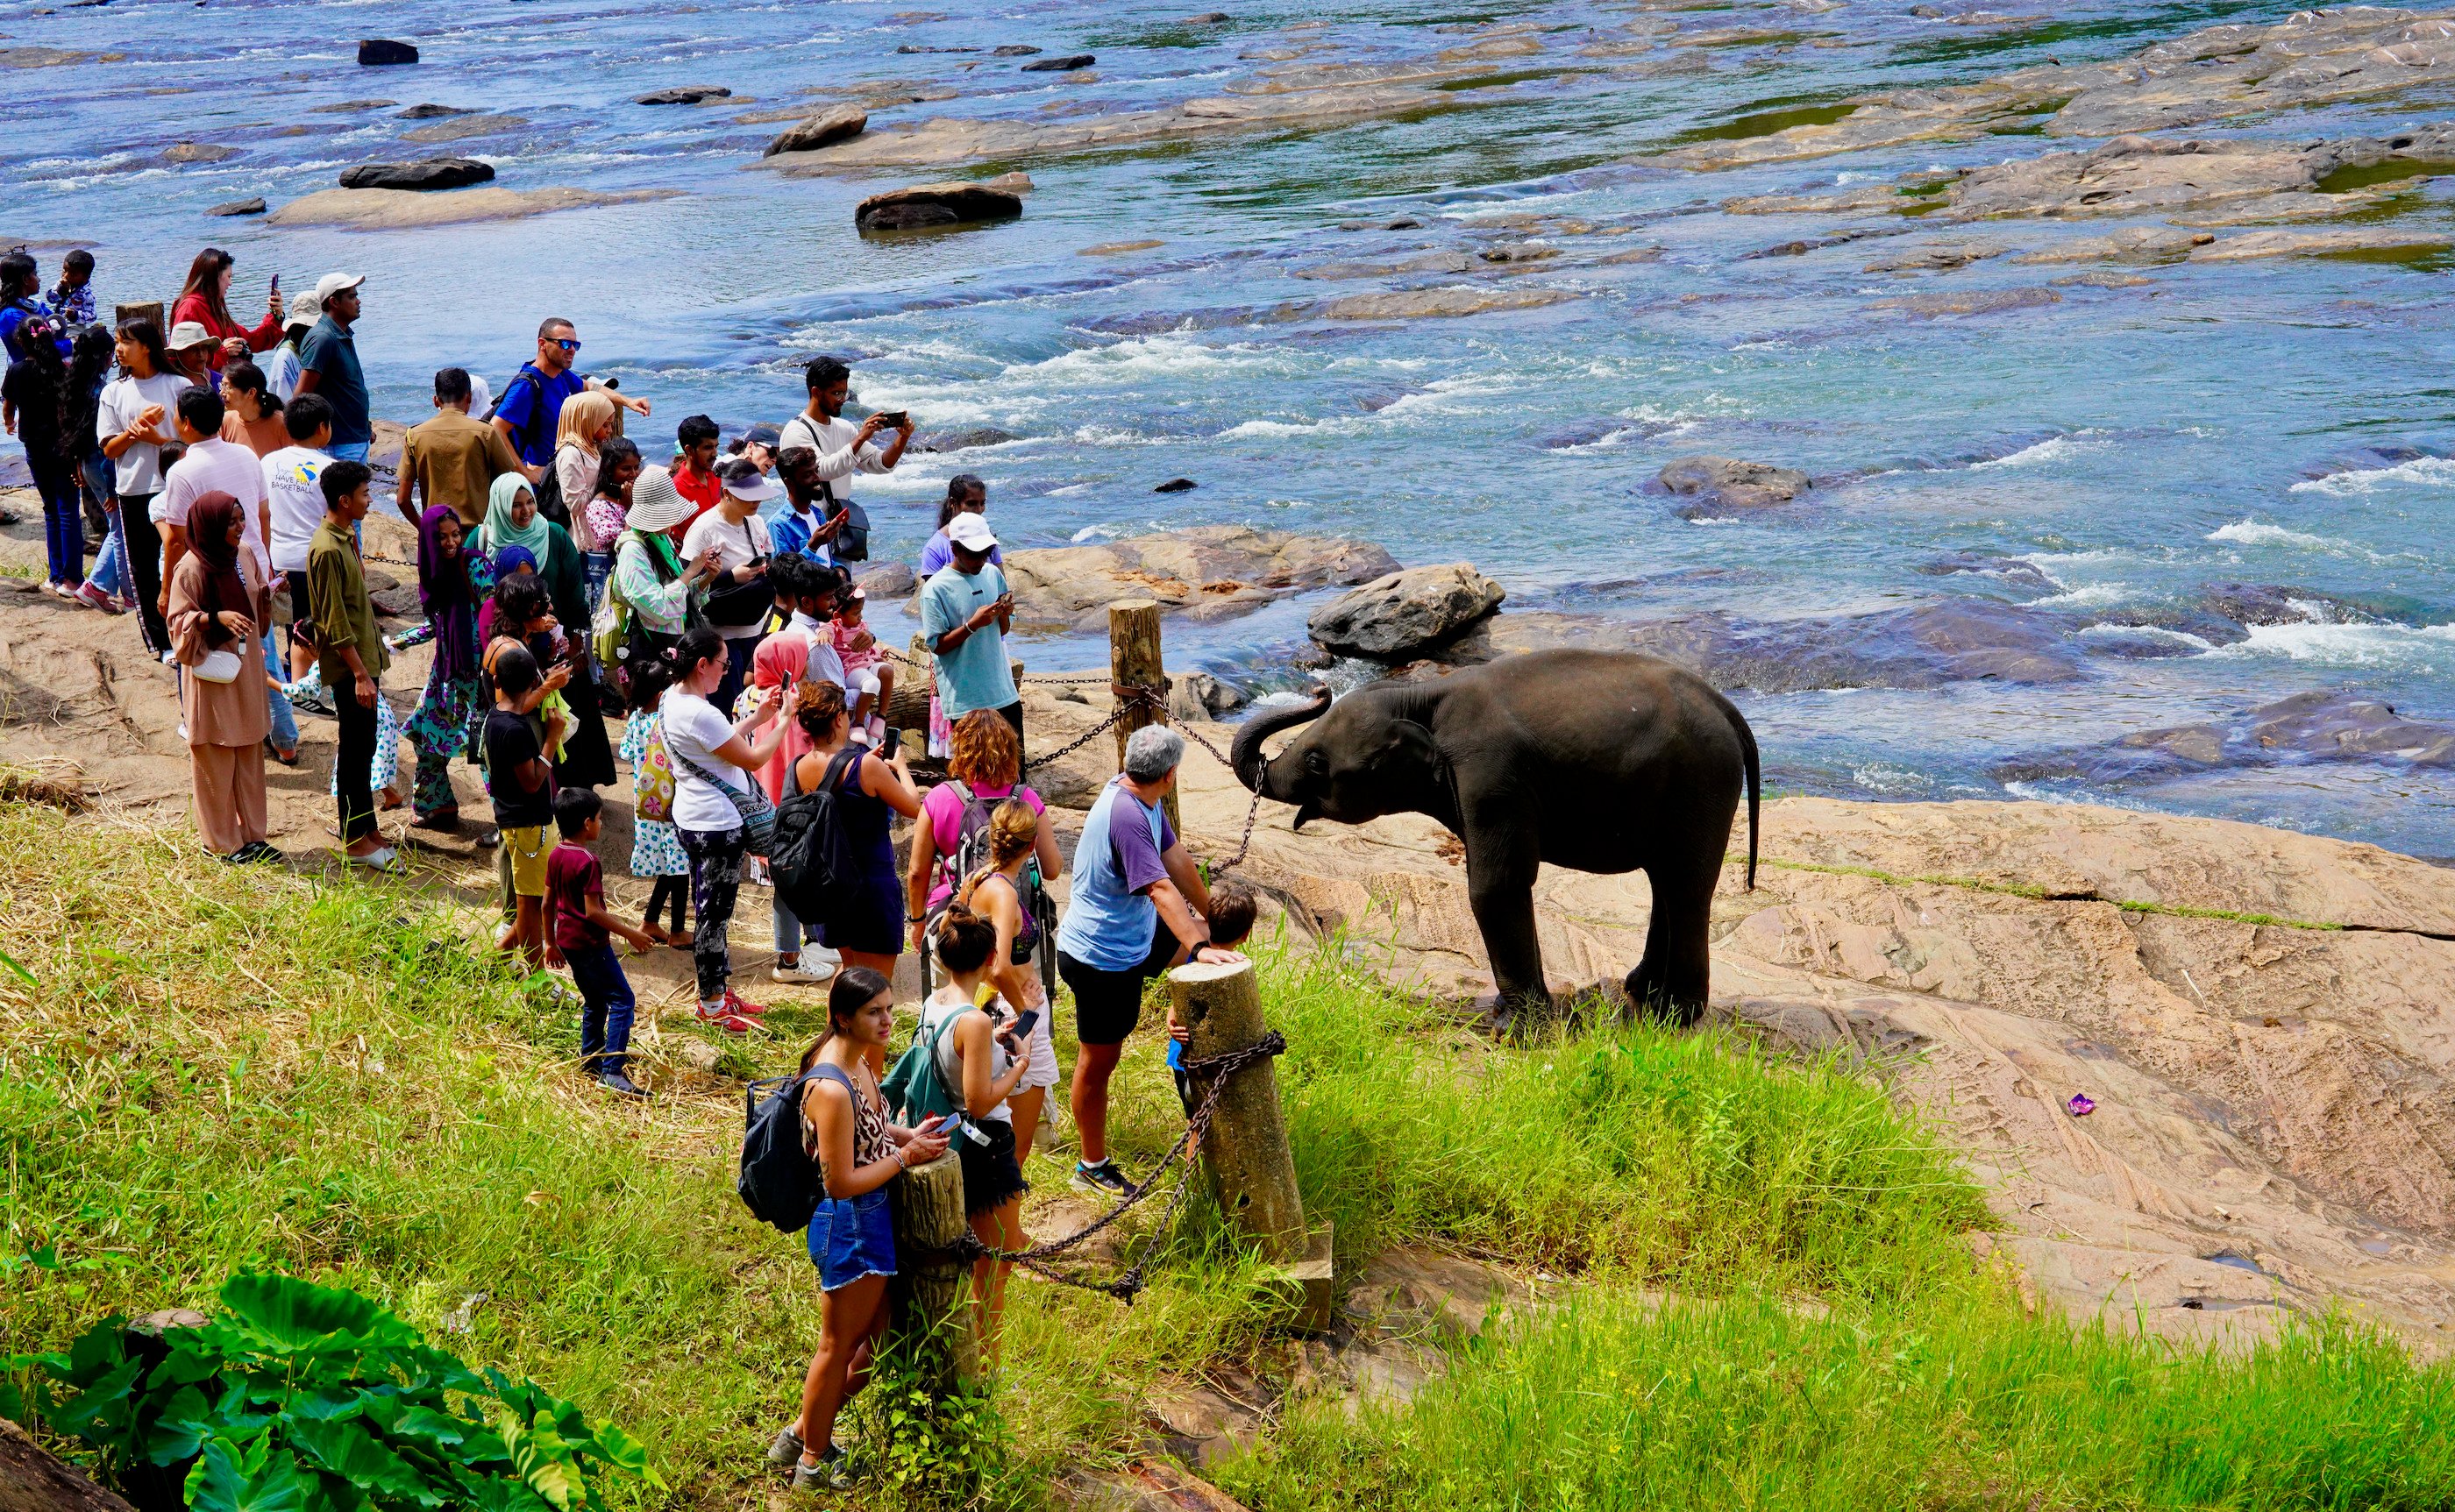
[295,273,371,461]
[306,458,396,870]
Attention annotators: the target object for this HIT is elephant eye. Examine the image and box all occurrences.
[1304,749,1327,777]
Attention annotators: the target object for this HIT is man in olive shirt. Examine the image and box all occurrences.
[307,458,398,870]
[397,366,530,528]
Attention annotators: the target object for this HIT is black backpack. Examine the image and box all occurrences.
[737,1068,822,1232]
[771,748,867,925]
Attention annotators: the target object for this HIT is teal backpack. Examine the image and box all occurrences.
[881,1008,971,1126]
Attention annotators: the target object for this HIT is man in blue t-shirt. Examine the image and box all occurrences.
[1053,724,1236,1196]
[918,511,1021,749]
[294,273,371,462]
[490,316,651,468]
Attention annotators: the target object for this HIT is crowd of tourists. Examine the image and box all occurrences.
[4,245,1263,1490]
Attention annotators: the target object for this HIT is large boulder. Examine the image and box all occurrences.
[855,181,1023,231]
[1308,563,1505,660]
[1021,53,1095,71]
[337,157,494,191]
[1657,455,1810,515]
[765,103,866,157]
[637,84,730,104]
[992,525,1399,631]
[357,39,418,66]
[855,560,918,599]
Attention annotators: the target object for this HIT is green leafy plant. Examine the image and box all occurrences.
[5,1272,661,1512]
[850,1322,1007,1510]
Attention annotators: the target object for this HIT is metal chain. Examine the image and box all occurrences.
[937,1032,1288,1302]
[1016,679,1267,876]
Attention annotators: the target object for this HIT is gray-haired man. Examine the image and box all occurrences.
[1053,724,1238,1196]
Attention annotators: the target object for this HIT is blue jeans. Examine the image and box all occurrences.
[566,941,636,1073]
[328,442,370,464]
[262,635,298,754]
[32,457,82,585]
[89,508,127,598]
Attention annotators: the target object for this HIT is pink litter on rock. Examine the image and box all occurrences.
[2067,1093,2096,1117]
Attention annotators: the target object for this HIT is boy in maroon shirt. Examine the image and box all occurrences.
[549,788,659,1097]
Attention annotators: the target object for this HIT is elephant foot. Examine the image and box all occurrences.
[1473,990,1561,1047]
[1619,979,1705,1031]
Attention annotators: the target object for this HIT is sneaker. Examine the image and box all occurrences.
[805,942,842,967]
[597,1068,649,1098]
[1072,1159,1132,1198]
[349,847,408,875]
[229,841,285,865]
[790,1446,849,1492]
[695,1003,752,1035]
[765,1426,804,1468]
[73,581,117,613]
[722,987,770,1018]
[772,956,836,985]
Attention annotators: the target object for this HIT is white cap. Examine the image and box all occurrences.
[312,272,365,309]
[166,321,215,351]
[946,513,998,552]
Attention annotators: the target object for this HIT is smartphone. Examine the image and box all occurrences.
[269,272,281,297]
[880,726,901,759]
[874,409,909,429]
[1008,1008,1041,1042]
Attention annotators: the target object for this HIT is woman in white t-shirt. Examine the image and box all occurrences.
[680,457,779,714]
[661,628,799,1031]
[94,318,192,655]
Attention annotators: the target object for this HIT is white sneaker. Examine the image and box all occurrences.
[805,942,842,966]
[772,957,836,985]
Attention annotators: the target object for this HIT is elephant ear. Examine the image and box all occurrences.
[1371,718,1443,784]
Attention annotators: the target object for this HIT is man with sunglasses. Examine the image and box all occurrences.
[490,317,651,470]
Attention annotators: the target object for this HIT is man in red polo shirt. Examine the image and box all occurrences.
[672,413,722,525]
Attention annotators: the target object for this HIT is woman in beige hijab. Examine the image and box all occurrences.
[167,490,280,862]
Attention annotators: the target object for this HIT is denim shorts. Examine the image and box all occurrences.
[808,1188,896,1291]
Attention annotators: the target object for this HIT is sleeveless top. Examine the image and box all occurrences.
[921,990,1014,1125]
[795,746,898,877]
[802,1061,892,1174]
[958,866,1040,966]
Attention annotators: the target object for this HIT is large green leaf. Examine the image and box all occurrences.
[583,1424,662,1493]
[453,1473,555,1512]
[64,1319,129,1382]
[217,1274,416,1355]
[187,1439,310,1512]
[289,1416,444,1508]
[143,1386,214,1466]
[383,1405,471,1450]
[47,1356,143,1441]
[495,1409,585,1512]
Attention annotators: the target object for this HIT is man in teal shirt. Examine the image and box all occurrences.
[918,512,1021,758]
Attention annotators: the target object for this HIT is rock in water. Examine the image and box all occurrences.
[999,524,1398,629]
[1309,564,1506,659]
[993,44,1042,55]
[164,142,235,163]
[855,181,1022,231]
[637,84,730,104]
[357,39,418,66]
[395,103,470,118]
[337,157,495,191]
[765,103,867,157]
[206,196,266,217]
[911,425,1019,451]
[1169,671,1249,722]
[1658,456,1810,515]
[1155,477,1197,493]
[1020,53,1095,71]
[856,561,919,599]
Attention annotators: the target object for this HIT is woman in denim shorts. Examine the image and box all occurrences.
[767,968,951,1490]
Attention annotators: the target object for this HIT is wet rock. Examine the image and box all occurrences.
[854,180,1023,231]
[164,142,235,163]
[206,196,266,217]
[1170,671,1249,722]
[911,425,1020,452]
[764,103,866,157]
[1338,216,1427,231]
[357,39,419,67]
[1190,11,1232,23]
[395,103,470,118]
[993,44,1042,56]
[1296,251,1477,280]
[1319,286,1578,320]
[1918,551,2058,593]
[855,561,918,599]
[2193,228,2455,262]
[338,157,494,191]
[403,113,525,143]
[1863,238,2013,273]
[1309,564,1505,660]
[1000,525,1398,631]
[637,84,730,104]
[1477,242,1558,263]
[1021,53,1096,71]
[1155,478,1197,493]
[1867,286,2060,319]
[1995,691,2455,785]
[2202,581,2389,630]
[1658,455,1810,515]
[313,99,397,113]
[2010,226,2213,265]
[270,186,677,229]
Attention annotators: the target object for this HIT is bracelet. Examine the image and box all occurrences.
[893,1144,908,1169]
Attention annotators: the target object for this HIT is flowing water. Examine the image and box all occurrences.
[5,0,2452,855]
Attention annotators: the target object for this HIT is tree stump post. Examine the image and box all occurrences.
[1107,599,1176,830]
[886,1151,979,1388]
[113,302,164,334]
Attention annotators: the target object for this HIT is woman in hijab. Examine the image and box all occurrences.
[478,474,614,787]
[166,491,279,862]
[401,505,496,831]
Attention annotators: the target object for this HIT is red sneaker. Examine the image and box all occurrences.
[722,988,769,1018]
[694,1004,751,1036]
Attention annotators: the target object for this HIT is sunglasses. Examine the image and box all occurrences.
[549,337,582,352]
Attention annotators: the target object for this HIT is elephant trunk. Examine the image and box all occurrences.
[1229,685,1332,792]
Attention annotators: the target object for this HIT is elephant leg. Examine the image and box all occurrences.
[1465,824,1548,1025]
[1627,853,1721,1029]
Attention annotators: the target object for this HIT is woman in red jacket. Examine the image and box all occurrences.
[169,248,281,371]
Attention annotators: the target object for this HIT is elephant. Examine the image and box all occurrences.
[1228,649,1759,1025]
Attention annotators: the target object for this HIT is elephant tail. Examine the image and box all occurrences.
[1727,697,1760,891]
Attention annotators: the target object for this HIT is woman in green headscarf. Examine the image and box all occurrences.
[480,472,616,788]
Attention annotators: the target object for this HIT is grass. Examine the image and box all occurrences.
[4,802,2451,1510]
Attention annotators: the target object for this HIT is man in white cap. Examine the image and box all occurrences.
[293,273,370,463]
[261,289,321,403]
[919,510,1019,756]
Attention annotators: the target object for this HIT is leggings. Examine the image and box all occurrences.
[121,495,168,654]
[678,825,745,1003]
[644,874,689,934]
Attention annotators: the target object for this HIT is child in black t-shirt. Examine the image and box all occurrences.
[550,789,658,1097]
[486,642,559,969]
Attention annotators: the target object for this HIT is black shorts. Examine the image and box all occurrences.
[285,571,316,646]
[1059,930,1182,1047]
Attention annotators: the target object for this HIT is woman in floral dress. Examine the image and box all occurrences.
[402,505,495,831]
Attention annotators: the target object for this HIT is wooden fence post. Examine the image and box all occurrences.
[886,1151,979,1387]
[114,302,164,333]
[1107,598,1176,830]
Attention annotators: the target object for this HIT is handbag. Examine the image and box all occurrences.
[192,648,244,684]
[701,520,776,628]
[669,742,776,854]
